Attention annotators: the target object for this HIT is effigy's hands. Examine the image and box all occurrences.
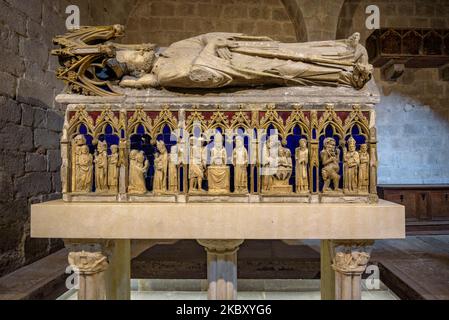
[212,37,238,61]
[217,47,233,60]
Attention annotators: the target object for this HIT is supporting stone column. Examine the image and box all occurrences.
[65,239,131,300]
[330,240,374,300]
[68,250,109,300]
[320,240,335,300]
[197,239,244,300]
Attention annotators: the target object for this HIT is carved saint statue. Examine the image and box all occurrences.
[232,136,248,194]
[94,141,108,192]
[107,145,119,193]
[168,144,179,192]
[75,145,93,192]
[343,137,360,193]
[189,137,205,192]
[295,139,309,193]
[72,134,87,192]
[321,137,341,193]
[261,135,275,192]
[208,132,230,193]
[116,32,373,91]
[153,140,168,193]
[358,144,370,194]
[128,150,149,194]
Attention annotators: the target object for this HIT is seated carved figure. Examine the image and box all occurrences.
[207,133,230,194]
[262,136,293,193]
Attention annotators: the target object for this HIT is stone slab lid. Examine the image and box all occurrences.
[56,79,380,106]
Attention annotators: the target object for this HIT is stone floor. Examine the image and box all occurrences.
[58,279,399,300]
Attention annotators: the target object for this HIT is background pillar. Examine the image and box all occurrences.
[197,239,244,300]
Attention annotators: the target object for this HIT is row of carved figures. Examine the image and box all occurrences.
[70,133,371,195]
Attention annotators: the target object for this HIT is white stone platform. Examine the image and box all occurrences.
[31,200,404,240]
[30,200,404,300]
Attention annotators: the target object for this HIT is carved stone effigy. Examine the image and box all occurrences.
[53,26,380,204]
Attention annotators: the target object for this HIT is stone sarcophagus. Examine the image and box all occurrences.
[53,25,380,204]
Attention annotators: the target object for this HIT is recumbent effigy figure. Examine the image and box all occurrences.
[52,25,373,95]
[116,32,373,91]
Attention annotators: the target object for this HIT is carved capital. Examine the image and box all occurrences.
[197,239,244,254]
[332,251,370,274]
[68,251,109,275]
[64,239,115,275]
[330,240,374,275]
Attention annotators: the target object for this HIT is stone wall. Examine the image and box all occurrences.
[375,69,449,184]
[335,0,449,184]
[123,0,297,46]
[0,0,128,277]
[337,0,449,42]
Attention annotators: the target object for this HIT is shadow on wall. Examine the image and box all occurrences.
[376,93,449,185]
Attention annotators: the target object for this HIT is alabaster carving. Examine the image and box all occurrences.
[358,144,370,194]
[208,132,230,194]
[94,141,108,192]
[153,141,168,193]
[128,150,149,194]
[75,144,93,193]
[62,105,379,203]
[168,144,180,193]
[343,137,360,194]
[72,135,90,192]
[68,251,109,275]
[295,139,309,193]
[52,25,374,96]
[321,138,342,193]
[189,137,206,192]
[197,239,244,254]
[107,145,119,193]
[333,251,370,273]
[232,136,248,194]
[261,136,292,194]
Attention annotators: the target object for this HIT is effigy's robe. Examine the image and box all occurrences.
[153,33,371,90]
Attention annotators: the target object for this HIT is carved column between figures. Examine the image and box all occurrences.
[331,240,374,300]
[197,239,244,300]
[68,250,109,300]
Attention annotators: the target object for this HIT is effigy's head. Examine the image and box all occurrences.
[81,145,89,154]
[299,138,307,149]
[360,144,368,153]
[111,145,118,153]
[116,45,156,74]
[348,32,361,48]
